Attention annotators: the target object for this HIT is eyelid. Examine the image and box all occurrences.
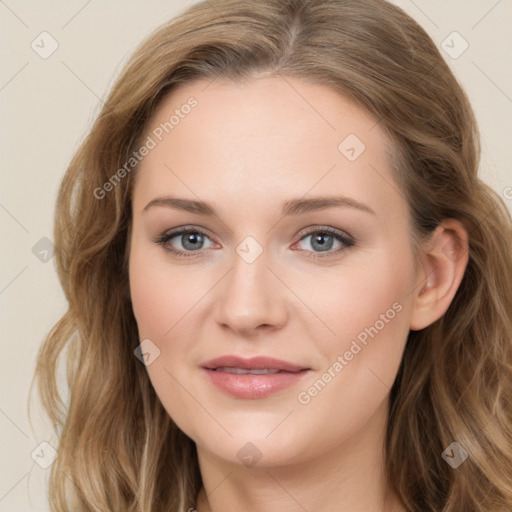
[294,224,354,244]
[152,225,216,254]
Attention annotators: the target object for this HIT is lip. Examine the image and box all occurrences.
[202,355,309,372]
[200,355,311,399]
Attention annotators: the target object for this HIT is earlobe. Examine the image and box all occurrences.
[409,219,469,331]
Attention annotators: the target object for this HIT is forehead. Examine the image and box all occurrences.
[132,76,404,223]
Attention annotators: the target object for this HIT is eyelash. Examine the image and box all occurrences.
[153,225,355,260]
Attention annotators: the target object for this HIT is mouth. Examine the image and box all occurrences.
[200,355,311,399]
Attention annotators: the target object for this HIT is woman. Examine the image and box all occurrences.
[30,0,512,510]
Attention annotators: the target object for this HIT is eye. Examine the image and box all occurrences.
[292,226,355,260]
[154,225,355,260]
[154,226,216,258]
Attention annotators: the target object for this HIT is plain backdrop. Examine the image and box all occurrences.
[1,1,511,510]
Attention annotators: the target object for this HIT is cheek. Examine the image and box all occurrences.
[339,251,413,374]
[129,246,202,433]
[292,241,413,354]
[337,258,411,350]
[129,242,204,340]
[293,247,413,436]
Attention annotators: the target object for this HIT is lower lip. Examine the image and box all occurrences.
[202,368,310,399]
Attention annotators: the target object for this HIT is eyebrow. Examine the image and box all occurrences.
[143,195,376,216]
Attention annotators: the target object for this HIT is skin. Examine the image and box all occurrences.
[128,75,469,512]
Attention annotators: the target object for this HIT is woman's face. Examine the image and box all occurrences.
[129,76,418,466]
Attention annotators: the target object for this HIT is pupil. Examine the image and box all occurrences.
[184,232,202,249]
[313,233,332,251]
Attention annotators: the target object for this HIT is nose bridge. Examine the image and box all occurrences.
[215,237,287,333]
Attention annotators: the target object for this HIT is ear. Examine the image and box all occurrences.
[409,219,469,331]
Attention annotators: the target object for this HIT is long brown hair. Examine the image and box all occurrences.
[29,0,512,510]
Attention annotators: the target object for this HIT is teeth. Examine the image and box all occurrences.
[215,367,281,375]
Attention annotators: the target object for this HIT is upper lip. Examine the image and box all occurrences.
[201,355,309,373]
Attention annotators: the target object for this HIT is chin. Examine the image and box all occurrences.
[190,422,318,468]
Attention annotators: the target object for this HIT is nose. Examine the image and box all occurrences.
[214,247,289,337]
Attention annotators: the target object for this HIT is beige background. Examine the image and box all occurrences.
[1,1,511,510]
